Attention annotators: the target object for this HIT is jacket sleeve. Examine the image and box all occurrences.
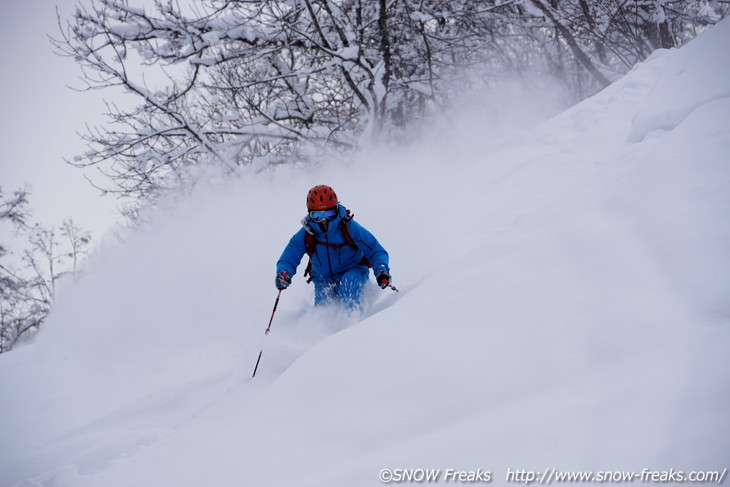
[277,228,307,277]
[349,220,389,275]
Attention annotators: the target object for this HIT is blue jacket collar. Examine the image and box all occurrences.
[301,204,344,235]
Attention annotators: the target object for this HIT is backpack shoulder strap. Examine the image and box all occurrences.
[338,208,358,251]
[338,208,372,268]
[304,230,317,256]
[301,221,317,282]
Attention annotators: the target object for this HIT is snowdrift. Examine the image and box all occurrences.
[2,19,729,487]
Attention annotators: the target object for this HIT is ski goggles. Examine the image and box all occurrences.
[309,208,338,222]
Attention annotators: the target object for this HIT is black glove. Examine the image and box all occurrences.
[275,271,291,290]
[375,270,391,289]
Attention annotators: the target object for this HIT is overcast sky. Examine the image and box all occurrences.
[1,1,119,239]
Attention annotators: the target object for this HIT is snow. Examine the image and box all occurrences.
[629,22,730,142]
[337,46,359,60]
[108,24,142,38]
[2,18,729,487]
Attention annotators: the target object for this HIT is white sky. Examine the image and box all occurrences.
[0,1,119,239]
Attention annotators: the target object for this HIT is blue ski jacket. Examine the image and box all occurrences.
[276,204,389,283]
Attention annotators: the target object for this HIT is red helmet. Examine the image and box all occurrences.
[307,185,338,211]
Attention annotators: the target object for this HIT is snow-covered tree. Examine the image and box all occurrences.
[0,188,91,353]
[55,0,727,212]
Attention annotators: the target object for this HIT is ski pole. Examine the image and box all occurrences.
[251,289,282,378]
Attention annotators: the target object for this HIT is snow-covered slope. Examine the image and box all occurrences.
[2,19,729,487]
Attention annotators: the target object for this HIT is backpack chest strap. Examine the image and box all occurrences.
[316,240,346,250]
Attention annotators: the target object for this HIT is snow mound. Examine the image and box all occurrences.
[629,18,730,142]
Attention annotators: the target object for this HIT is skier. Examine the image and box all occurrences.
[275,185,392,309]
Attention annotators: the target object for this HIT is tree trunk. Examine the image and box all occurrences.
[529,0,611,88]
